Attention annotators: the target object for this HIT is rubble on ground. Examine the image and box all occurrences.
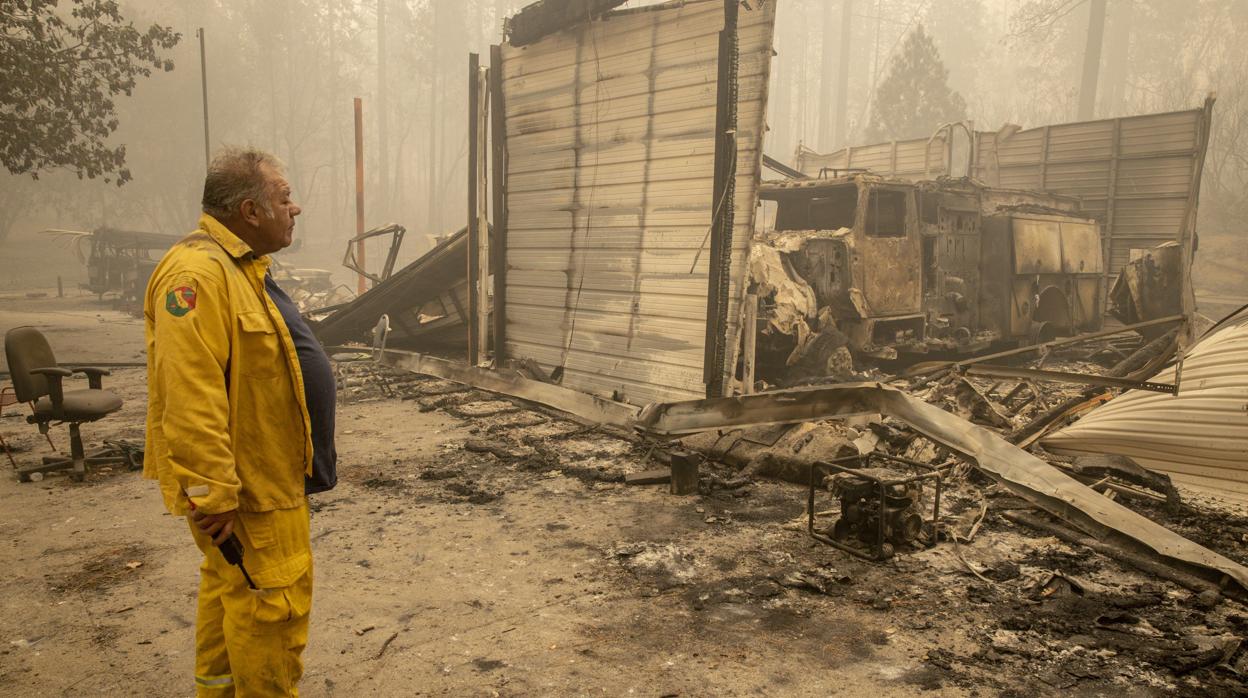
[332,352,1248,694]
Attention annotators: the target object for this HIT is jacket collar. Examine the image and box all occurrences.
[199,213,259,261]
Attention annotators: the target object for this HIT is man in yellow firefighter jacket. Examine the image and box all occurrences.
[144,147,337,696]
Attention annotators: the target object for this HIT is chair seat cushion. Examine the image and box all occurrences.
[33,389,123,421]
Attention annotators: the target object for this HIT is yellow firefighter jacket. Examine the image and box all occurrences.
[143,214,313,517]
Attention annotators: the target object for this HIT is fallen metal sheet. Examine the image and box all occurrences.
[313,229,468,348]
[1044,312,1248,502]
[636,382,1248,594]
[376,348,638,429]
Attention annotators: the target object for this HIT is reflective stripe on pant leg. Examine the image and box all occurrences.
[195,674,235,688]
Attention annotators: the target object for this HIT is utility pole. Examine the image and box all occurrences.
[354,98,367,296]
[1078,0,1108,120]
[834,0,853,149]
[198,28,210,169]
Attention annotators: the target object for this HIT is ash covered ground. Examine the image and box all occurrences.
[1,292,1246,696]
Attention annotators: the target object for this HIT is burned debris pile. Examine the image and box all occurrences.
[337,321,1248,694]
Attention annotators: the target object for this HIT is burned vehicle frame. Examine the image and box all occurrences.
[752,175,1106,376]
[75,228,181,303]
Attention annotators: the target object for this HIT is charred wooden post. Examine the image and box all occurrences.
[669,450,701,496]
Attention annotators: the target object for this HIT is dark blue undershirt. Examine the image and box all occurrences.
[265,274,338,494]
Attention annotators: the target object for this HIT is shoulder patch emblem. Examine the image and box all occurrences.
[165,286,198,317]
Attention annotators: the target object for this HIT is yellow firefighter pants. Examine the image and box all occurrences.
[188,503,313,697]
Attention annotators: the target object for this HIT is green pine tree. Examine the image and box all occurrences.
[866,24,967,142]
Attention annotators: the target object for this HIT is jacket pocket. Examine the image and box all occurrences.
[236,311,280,379]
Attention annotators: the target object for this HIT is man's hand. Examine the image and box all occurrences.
[192,508,237,545]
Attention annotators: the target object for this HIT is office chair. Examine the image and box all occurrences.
[4,326,125,482]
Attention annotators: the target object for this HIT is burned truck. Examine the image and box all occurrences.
[64,227,182,303]
[751,175,1105,378]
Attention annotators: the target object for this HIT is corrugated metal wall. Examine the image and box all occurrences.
[499,0,776,406]
[795,135,950,181]
[1044,315,1248,502]
[793,105,1211,276]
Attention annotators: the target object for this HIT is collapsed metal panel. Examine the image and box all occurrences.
[499,0,776,406]
[313,230,469,348]
[793,103,1213,276]
[1044,314,1248,502]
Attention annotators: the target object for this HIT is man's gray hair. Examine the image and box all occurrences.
[201,147,285,220]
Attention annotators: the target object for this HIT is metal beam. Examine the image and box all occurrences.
[489,44,509,365]
[899,315,1186,379]
[377,348,637,429]
[965,365,1176,395]
[762,154,808,180]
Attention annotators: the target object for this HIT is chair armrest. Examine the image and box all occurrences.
[72,366,111,390]
[29,367,71,409]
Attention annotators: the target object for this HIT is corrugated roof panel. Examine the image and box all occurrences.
[1113,198,1187,235]
[894,141,939,176]
[1116,156,1194,197]
[510,248,721,277]
[995,129,1045,165]
[1043,161,1111,198]
[506,67,770,135]
[1046,120,1114,162]
[997,166,1042,191]
[508,285,709,321]
[500,0,775,405]
[791,106,1208,280]
[1119,110,1199,156]
[1044,315,1248,502]
[848,143,895,172]
[794,151,838,176]
[997,107,1207,275]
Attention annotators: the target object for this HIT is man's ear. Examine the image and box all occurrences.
[239,198,262,227]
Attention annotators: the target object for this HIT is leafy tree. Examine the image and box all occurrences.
[865,24,966,142]
[0,0,180,185]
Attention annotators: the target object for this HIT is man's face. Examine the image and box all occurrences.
[251,165,301,255]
